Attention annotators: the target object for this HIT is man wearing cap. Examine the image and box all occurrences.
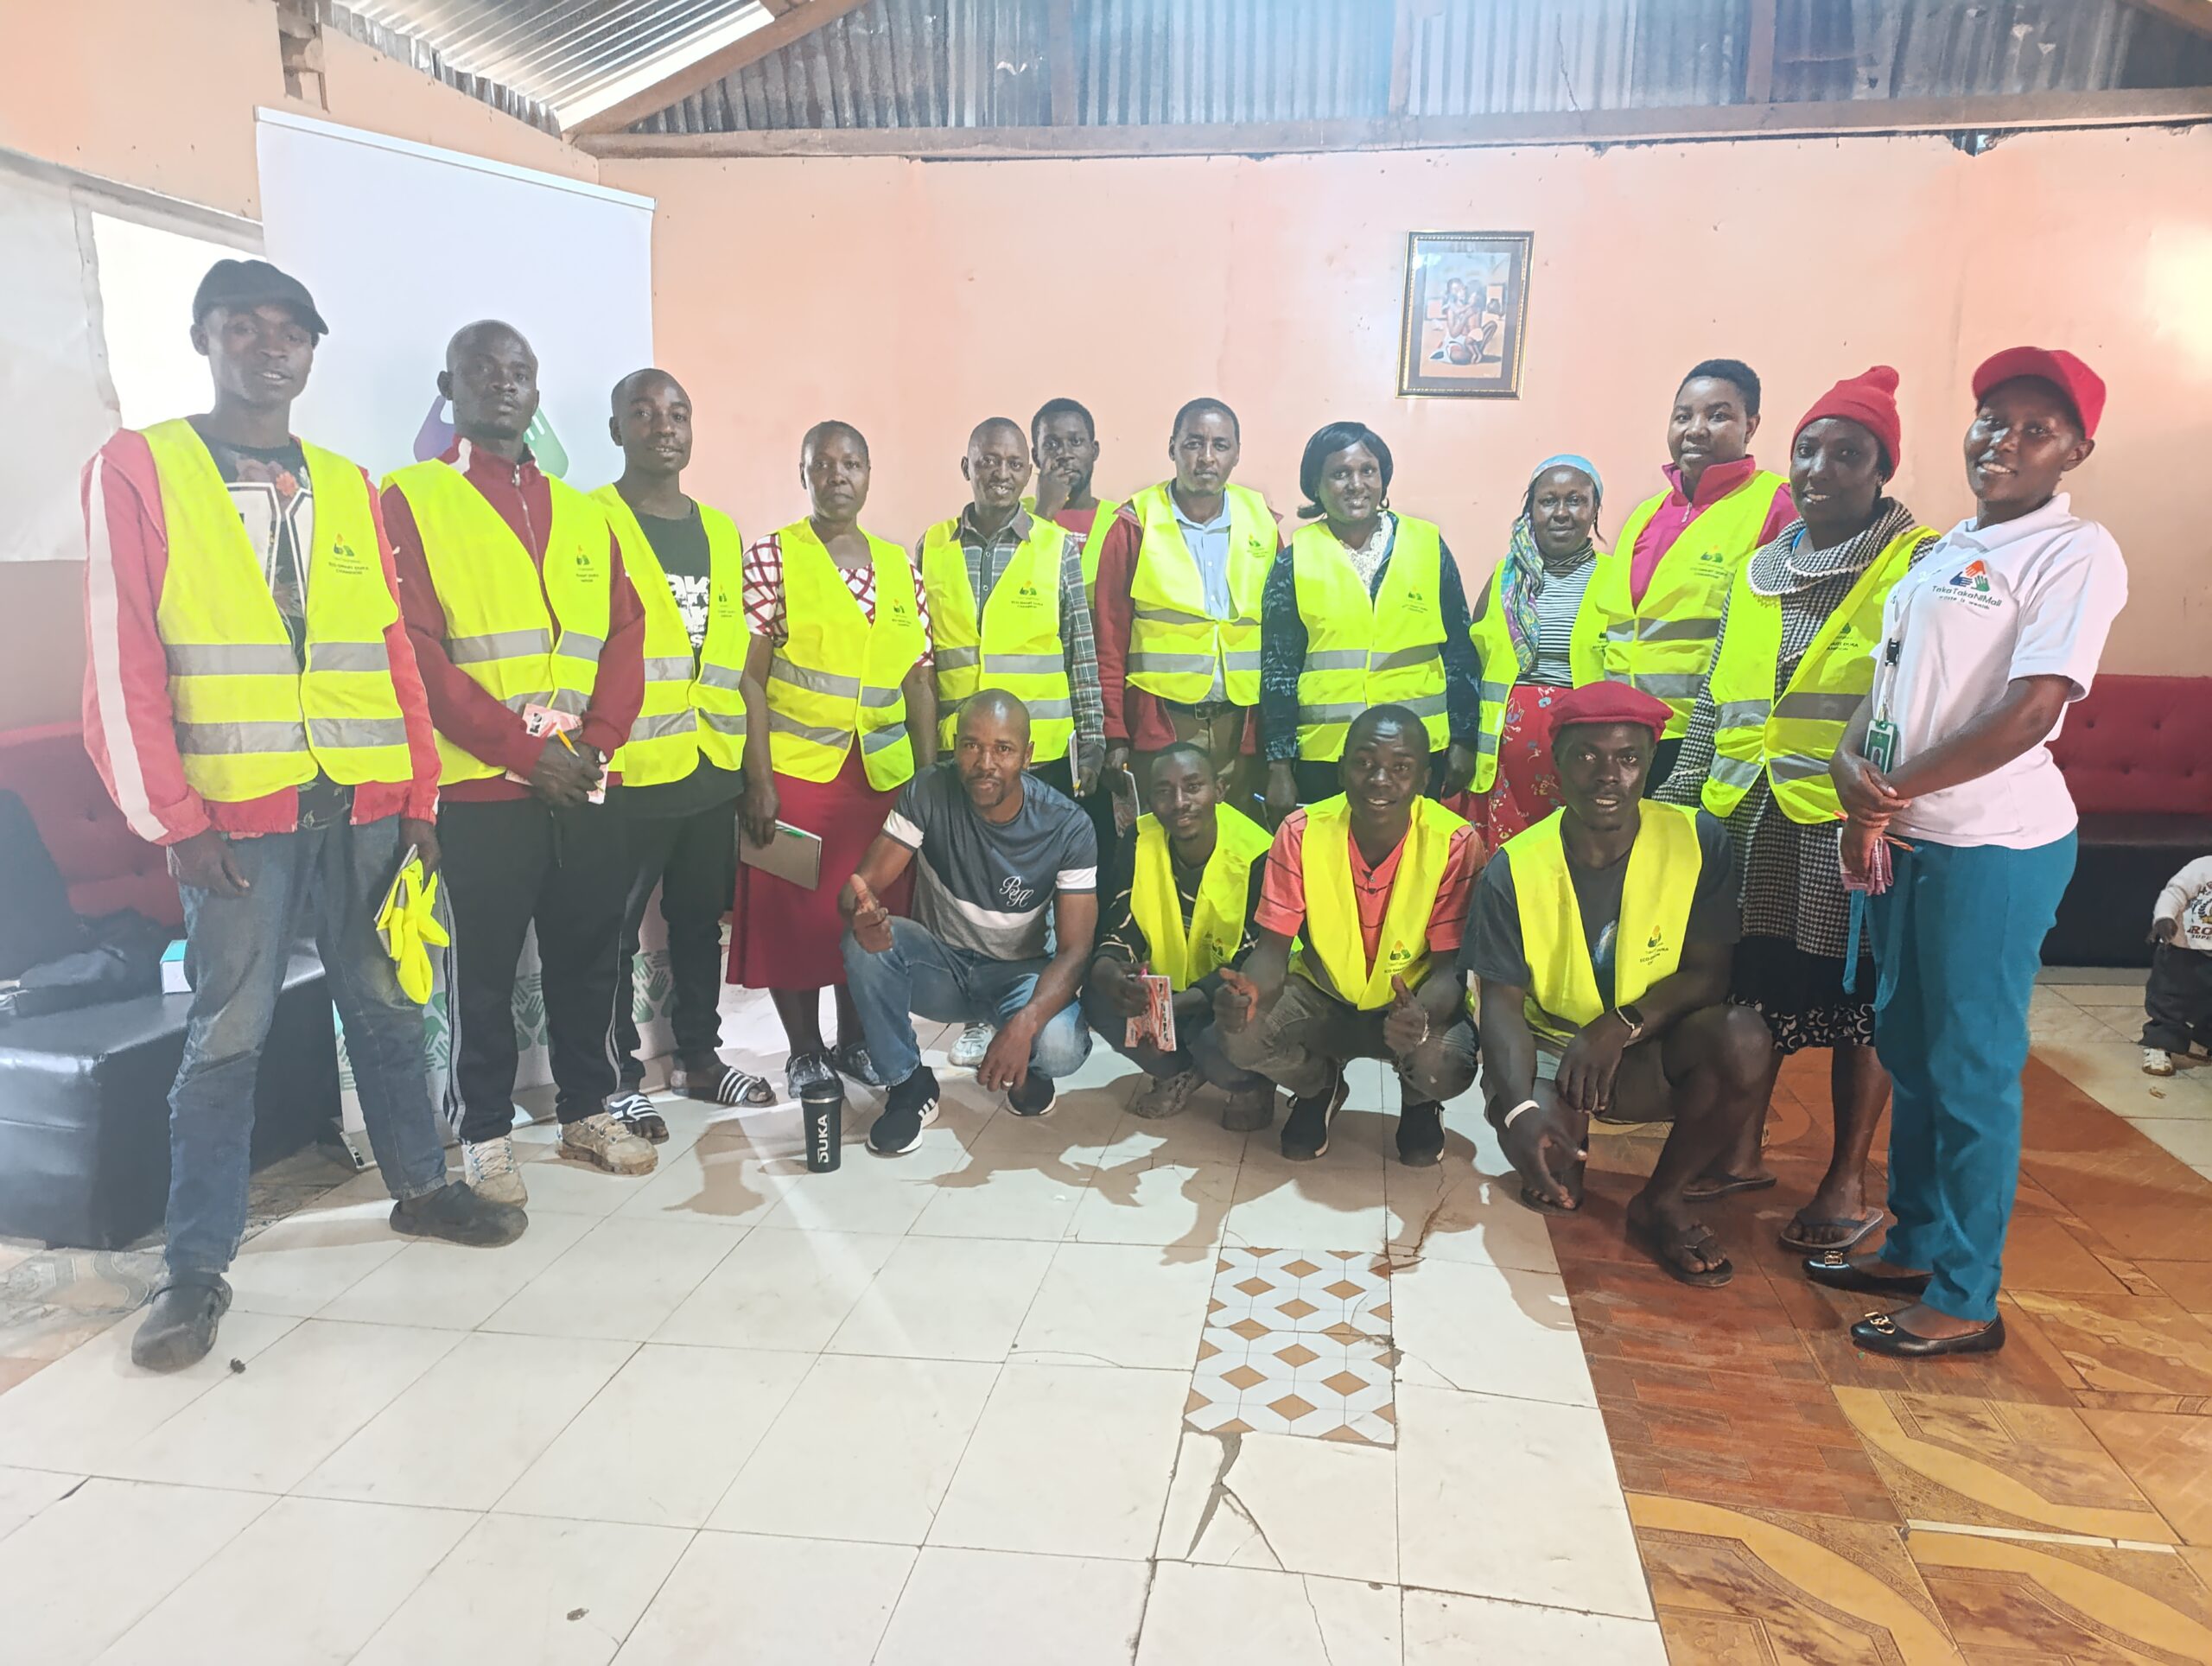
[1817,347,2125,1358]
[1465,681,1774,1287]
[1213,704,1483,1167]
[1596,359,1797,785]
[385,321,658,1207]
[82,261,527,1371]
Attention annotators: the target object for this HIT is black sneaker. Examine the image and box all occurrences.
[1396,1101,1446,1167]
[1280,1066,1349,1161]
[391,1181,528,1247]
[869,1065,941,1155]
[130,1274,232,1372]
[1007,1071,1057,1118]
[607,1089,670,1143]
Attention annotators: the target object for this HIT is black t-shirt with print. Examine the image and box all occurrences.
[614,500,741,819]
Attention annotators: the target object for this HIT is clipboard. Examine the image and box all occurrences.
[740,819,824,890]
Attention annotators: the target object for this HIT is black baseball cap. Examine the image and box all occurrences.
[191,258,330,338]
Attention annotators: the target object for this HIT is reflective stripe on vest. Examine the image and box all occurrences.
[386,459,612,785]
[141,420,411,802]
[1288,516,1451,762]
[1464,551,1612,794]
[919,515,1076,762]
[1295,793,1466,1011]
[1505,802,1701,1045]
[1125,482,1274,705]
[1700,522,1929,823]
[1128,803,1272,989]
[765,521,926,790]
[1588,470,1789,739]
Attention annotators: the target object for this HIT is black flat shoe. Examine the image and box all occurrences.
[1802,1252,1931,1298]
[1850,1311,2005,1358]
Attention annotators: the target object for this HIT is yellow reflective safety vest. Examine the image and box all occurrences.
[1506,801,1701,1045]
[385,459,613,785]
[1129,802,1272,989]
[919,514,1075,763]
[591,487,752,785]
[1700,521,1930,824]
[1465,551,1612,794]
[1288,516,1451,762]
[765,520,926,790]
[1296,792,1466,1011]
[1125,482,1275,706]
[1591,470,1789,738]
[141,419,413,802]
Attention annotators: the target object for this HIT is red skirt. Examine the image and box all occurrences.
[728,748,911,991]
[1467,681,1568,850]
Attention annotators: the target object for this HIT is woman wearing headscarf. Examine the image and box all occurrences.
[1656,367,1936,1255]
[1464,456,1611,848]
[1259,421,1484,814]
[1815,347,2125,1359]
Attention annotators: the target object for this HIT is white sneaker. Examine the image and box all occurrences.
[1128,1067,1205,1121]
[559,1110,658,1176]
[461,1135,528,1206]
[950,1023,995,1069]
[2144,1046,2178,1078]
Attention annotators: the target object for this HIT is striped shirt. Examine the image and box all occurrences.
[1529,554,1598,688]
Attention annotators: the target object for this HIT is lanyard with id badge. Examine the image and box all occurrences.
[1841,637,1906,990]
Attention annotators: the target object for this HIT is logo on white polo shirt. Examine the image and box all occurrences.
[1937,557,2000,612]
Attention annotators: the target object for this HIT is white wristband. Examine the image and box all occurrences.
[1501,1098,1540,1129]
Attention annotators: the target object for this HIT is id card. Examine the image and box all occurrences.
[1864,717,1899,773]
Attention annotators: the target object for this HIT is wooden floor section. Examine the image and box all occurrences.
[1548,1048,2212,1664]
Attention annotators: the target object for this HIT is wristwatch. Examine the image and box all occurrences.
[1612,1004,1648,1044]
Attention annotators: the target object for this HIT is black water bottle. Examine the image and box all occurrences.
[801,1078,843,1173]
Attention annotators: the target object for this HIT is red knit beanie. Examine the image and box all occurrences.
[1796,365,1903,472]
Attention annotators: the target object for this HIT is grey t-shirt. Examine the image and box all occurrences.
[883,764,1098,962]
[1460,811,1738,1020]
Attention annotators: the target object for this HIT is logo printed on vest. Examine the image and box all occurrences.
[327,539,369,577]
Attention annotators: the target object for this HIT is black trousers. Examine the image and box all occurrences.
[439,796,628,1141]
[2143,942,2212,1053]
[614,794,739,1087]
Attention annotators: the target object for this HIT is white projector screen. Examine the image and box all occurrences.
[254,109,654,486]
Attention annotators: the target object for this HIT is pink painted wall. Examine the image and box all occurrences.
[608,123,2212,675]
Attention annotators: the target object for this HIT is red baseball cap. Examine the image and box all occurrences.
[1971,347,2106,439]
[1546,681,1673,745]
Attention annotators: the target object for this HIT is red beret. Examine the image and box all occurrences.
[1797,365,1902,470]
[1547,681,1673,743]
[1971,346,2106,440]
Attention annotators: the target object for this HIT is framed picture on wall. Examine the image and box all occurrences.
[1397,231,1533,398]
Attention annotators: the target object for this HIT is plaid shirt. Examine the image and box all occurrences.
[918,506,1105,769]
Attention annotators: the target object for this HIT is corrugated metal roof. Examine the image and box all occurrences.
[328,0,774,129]
[628,0,2212,134]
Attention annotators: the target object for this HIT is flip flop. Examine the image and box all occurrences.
[1778,1210,1885,1256]
[1516,1182,1584,1216]
[1684,1173,1778,1201]
[1630,1213,1735,1288]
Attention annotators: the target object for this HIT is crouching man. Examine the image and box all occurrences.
[1465,681,1773,1287]
[840,691,1097,1154]
[1214,705,1482,1166]
[1082,741,1276,1130]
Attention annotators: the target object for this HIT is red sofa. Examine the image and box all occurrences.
[0,723,181,928]
[2046,674,2212,965]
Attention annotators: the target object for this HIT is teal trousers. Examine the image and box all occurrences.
[1869,831,2076,1323]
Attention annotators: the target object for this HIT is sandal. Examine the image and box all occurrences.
[830,1040,887,1089]
[1516,1181,1584,1216]
[786,1049,839,1098]
[676,1062,777,1108]
[607,1089,670,1145]
[1684,1173,1777,1201]
[1778,1209,1885,1255]
[1630,1212,1735,1288]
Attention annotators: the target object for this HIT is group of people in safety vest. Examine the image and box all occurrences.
[86,253,2123,1370]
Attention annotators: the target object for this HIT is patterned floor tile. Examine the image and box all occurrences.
[2005,1291,2212,1399]
[2079,1410,2212,1546]
[1187,1249,1395,1446]
[1836,1388,2177,1543]
[1629,1492,1962,1664]
[1910,1527,2212,1664]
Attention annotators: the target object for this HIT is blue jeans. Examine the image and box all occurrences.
[841,918,1092,1087]
[167,816,448,1277]
[1870,831,2075,1323]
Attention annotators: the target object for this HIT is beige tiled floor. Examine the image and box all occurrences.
[0,974,2178,1661]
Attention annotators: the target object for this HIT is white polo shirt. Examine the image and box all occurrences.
[1870,493,2126,849]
